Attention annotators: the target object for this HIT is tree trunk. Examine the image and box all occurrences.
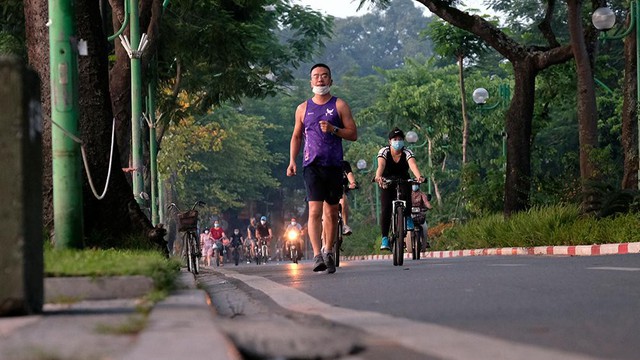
[621,13,639,190]
[504,60,537,216]
[24,0,166,251]
[458,55,469,165]
[415,0,574,217]
[567,0,599,196]
[23,0,52,229]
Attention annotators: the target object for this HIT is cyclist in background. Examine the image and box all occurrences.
[246,217,258,261]
[256,216,273,257]
[374,127,424,251]
[411,183,432,251]
[210,220,227,266]
[229,228,244,265]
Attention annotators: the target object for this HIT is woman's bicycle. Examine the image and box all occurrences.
[167,200,205,274]
[380,178,421,266]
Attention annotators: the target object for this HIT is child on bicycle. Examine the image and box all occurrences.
[374,127,424,251]
[210,220,227,266]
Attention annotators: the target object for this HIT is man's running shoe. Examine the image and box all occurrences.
[313,254,327,272]
[325,252,336,274]
[380,236,391,251]
[342,224,353,236]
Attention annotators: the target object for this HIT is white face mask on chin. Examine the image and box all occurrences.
[312,85,331,95]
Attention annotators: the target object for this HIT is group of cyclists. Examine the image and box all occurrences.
[197,214,306,266]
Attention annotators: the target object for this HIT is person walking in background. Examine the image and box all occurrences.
[287,63,357,274]
[200,229,213,267]
[374,127,424,251]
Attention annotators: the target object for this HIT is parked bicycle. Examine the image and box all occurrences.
[167,201,205,274]
[378,177,421,266]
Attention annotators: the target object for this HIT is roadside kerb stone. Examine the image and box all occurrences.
[119,270,242,360]
[45,275,154,302]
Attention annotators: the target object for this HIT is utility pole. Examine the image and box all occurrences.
[148,79,159,226]
[129,0,144,206]
[49,0,84,248]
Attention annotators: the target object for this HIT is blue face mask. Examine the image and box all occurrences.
[391,140,404,150]
[412,185,419,192]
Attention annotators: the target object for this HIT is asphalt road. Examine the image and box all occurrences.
[200,254,640,359]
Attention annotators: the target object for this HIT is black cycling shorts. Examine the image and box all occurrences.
[303,164,342,205]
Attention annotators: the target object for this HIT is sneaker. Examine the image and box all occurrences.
[343,224,353,236]
[380,236,391,251]
[313,254,327,272]
[406,217,414,231]
[324,252,336,274]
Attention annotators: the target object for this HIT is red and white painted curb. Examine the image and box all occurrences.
[342,242,640,261]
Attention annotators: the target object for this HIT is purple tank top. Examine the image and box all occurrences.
[303,96,344,167]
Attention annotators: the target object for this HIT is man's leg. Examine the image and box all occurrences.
[308,200,324,256]
[323,202,339,254]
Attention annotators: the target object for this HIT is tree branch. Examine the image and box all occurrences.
[538,0,561,48]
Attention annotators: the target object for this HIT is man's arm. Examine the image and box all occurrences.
[330,98,357,141]
[287,102,306,177]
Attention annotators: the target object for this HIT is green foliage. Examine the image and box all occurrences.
[341,221,382,256]
[159,105,281,215]
[435,205,640,250]
[45,247,180,293]
[157,0,333,121]
[425,18,488,61]
[0,0,25,57]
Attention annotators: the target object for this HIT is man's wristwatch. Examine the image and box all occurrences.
[332,126,339,135]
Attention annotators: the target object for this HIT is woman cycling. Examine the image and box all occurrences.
[374,127,424,251]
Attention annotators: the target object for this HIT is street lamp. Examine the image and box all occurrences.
[473,83,510,168]
[592,4,640,189]
[405,131,432,195]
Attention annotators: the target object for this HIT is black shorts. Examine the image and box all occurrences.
[303,164,343,205]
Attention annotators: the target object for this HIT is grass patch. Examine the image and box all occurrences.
[45,246,180,293]
[433,204,640,250]
[343,205,640,253]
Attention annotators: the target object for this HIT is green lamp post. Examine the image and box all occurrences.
[592,4,640,189]
[357,157,380,225]
[473,83,511,169]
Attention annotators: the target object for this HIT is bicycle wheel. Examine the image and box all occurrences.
[186,235,195,273]
[411,230,421,260]
[394,207,405,266]
[182,233,191,271]
[190,233,199,274]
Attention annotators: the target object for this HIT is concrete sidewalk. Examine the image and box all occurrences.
[0,270,241,360]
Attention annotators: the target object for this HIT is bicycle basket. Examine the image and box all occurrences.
[178,210,199,232]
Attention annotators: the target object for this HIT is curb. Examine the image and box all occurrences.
[44,275,154,302]
[343,242,640,261]
[119,270,241,360]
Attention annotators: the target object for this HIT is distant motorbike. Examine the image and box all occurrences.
[285,228,302,264]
